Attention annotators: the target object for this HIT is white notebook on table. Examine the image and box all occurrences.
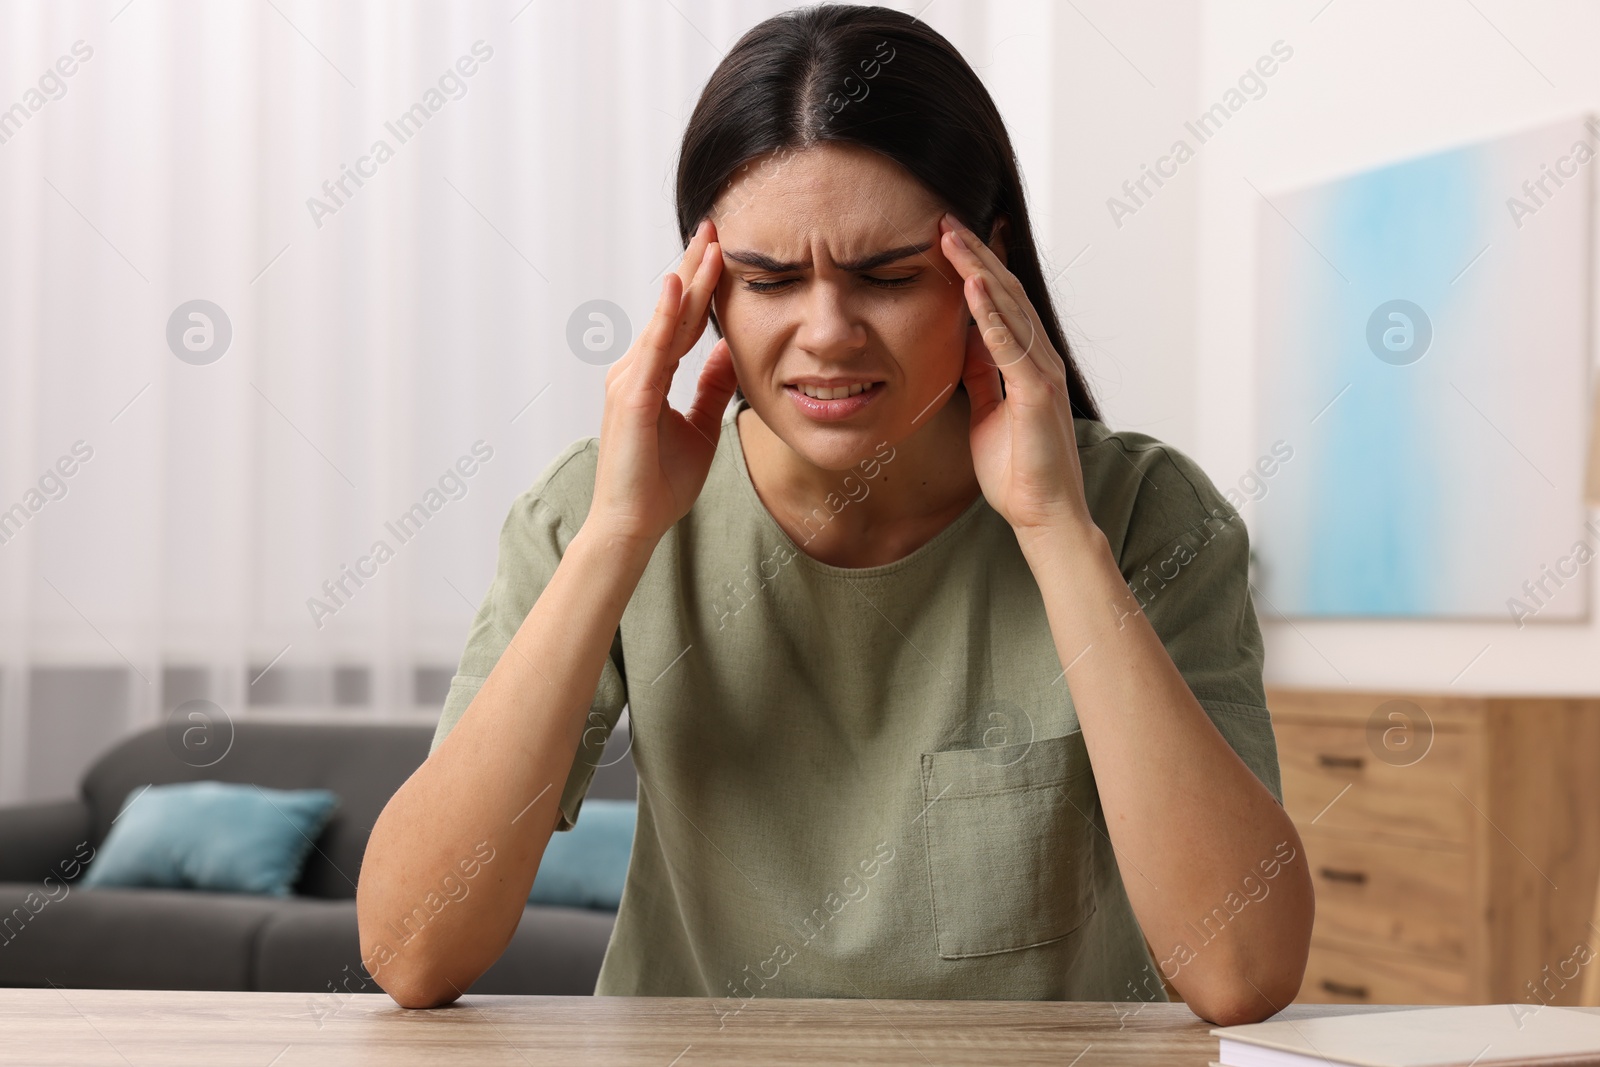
[1211,1005,1600,1067]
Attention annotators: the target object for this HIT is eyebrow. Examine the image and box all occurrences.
[721,241,934,273]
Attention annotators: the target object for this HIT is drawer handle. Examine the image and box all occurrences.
[1318,867,1368,885]
[1317,754,1364,770]
[1320,979,1369,999]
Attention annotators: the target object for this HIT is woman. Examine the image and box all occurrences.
[357,3,1313,1025]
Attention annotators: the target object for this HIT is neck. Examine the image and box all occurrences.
[737,388,981,562]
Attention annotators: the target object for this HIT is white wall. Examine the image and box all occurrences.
[1191,0,1600,693]
[1046,1,1203,446]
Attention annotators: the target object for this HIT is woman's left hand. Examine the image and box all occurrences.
[938,211,1098,547]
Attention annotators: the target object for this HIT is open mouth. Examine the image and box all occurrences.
[788,381,881,400]
[783,380,885,420]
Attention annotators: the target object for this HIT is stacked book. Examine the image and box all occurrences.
[1213,1005,1600,1066]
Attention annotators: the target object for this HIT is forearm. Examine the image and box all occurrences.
[357,525,655,1008]
[1017,523,1312,1024]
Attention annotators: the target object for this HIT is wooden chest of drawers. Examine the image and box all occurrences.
[1267,688,1600,1007]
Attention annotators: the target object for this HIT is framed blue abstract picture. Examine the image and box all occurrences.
[1252,116,1595,620]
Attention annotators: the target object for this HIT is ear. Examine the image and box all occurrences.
[985,215,1010,268]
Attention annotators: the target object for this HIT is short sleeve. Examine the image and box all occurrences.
[1123,508,1283,804]
[429,441,629,831]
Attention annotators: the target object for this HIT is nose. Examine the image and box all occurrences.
[794,277,867,358]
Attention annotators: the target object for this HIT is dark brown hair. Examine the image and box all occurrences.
[674,2,1100,421]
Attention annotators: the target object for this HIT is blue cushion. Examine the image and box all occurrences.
[81,782,340,897]
[530,799,634,910]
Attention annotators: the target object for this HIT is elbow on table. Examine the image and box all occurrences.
[379,969,465,1011]
[357,918,476,1010]
[1188,961,1306,1027]
[1192,864,1315,1025]
[1192,988,1285,1028]
[356,883,495,1008]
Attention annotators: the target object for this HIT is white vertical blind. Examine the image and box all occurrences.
[0,0,1080,802]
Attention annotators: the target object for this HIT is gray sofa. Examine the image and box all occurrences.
[0,718,634,994]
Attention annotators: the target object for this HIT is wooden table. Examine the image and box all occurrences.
[0,989,1419,1066]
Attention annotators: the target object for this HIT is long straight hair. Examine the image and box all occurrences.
[674,2,1101,422]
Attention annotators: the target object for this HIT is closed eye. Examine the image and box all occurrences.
[741,273,920,293]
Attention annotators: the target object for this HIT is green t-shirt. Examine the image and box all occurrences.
[431,395,1281,1006]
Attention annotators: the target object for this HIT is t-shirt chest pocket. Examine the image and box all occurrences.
[918,729,1099,959]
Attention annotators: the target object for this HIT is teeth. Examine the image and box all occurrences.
[797,382,874,400]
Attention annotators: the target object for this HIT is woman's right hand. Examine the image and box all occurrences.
[588,217,739,549]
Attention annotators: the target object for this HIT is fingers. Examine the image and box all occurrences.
[965,274,1037,375]
[685,338,740,442]
[620,222,723,399]
[620,270,680,377]
[623,270,685,397]
[940,212,1028,306]
[637,224,722,395]
[675,217,716,292]
[665,235,722,369]
[960,318,1004,423]
[939,214,1063,388]
[666,218,719,355]
[942,220,1036,369]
